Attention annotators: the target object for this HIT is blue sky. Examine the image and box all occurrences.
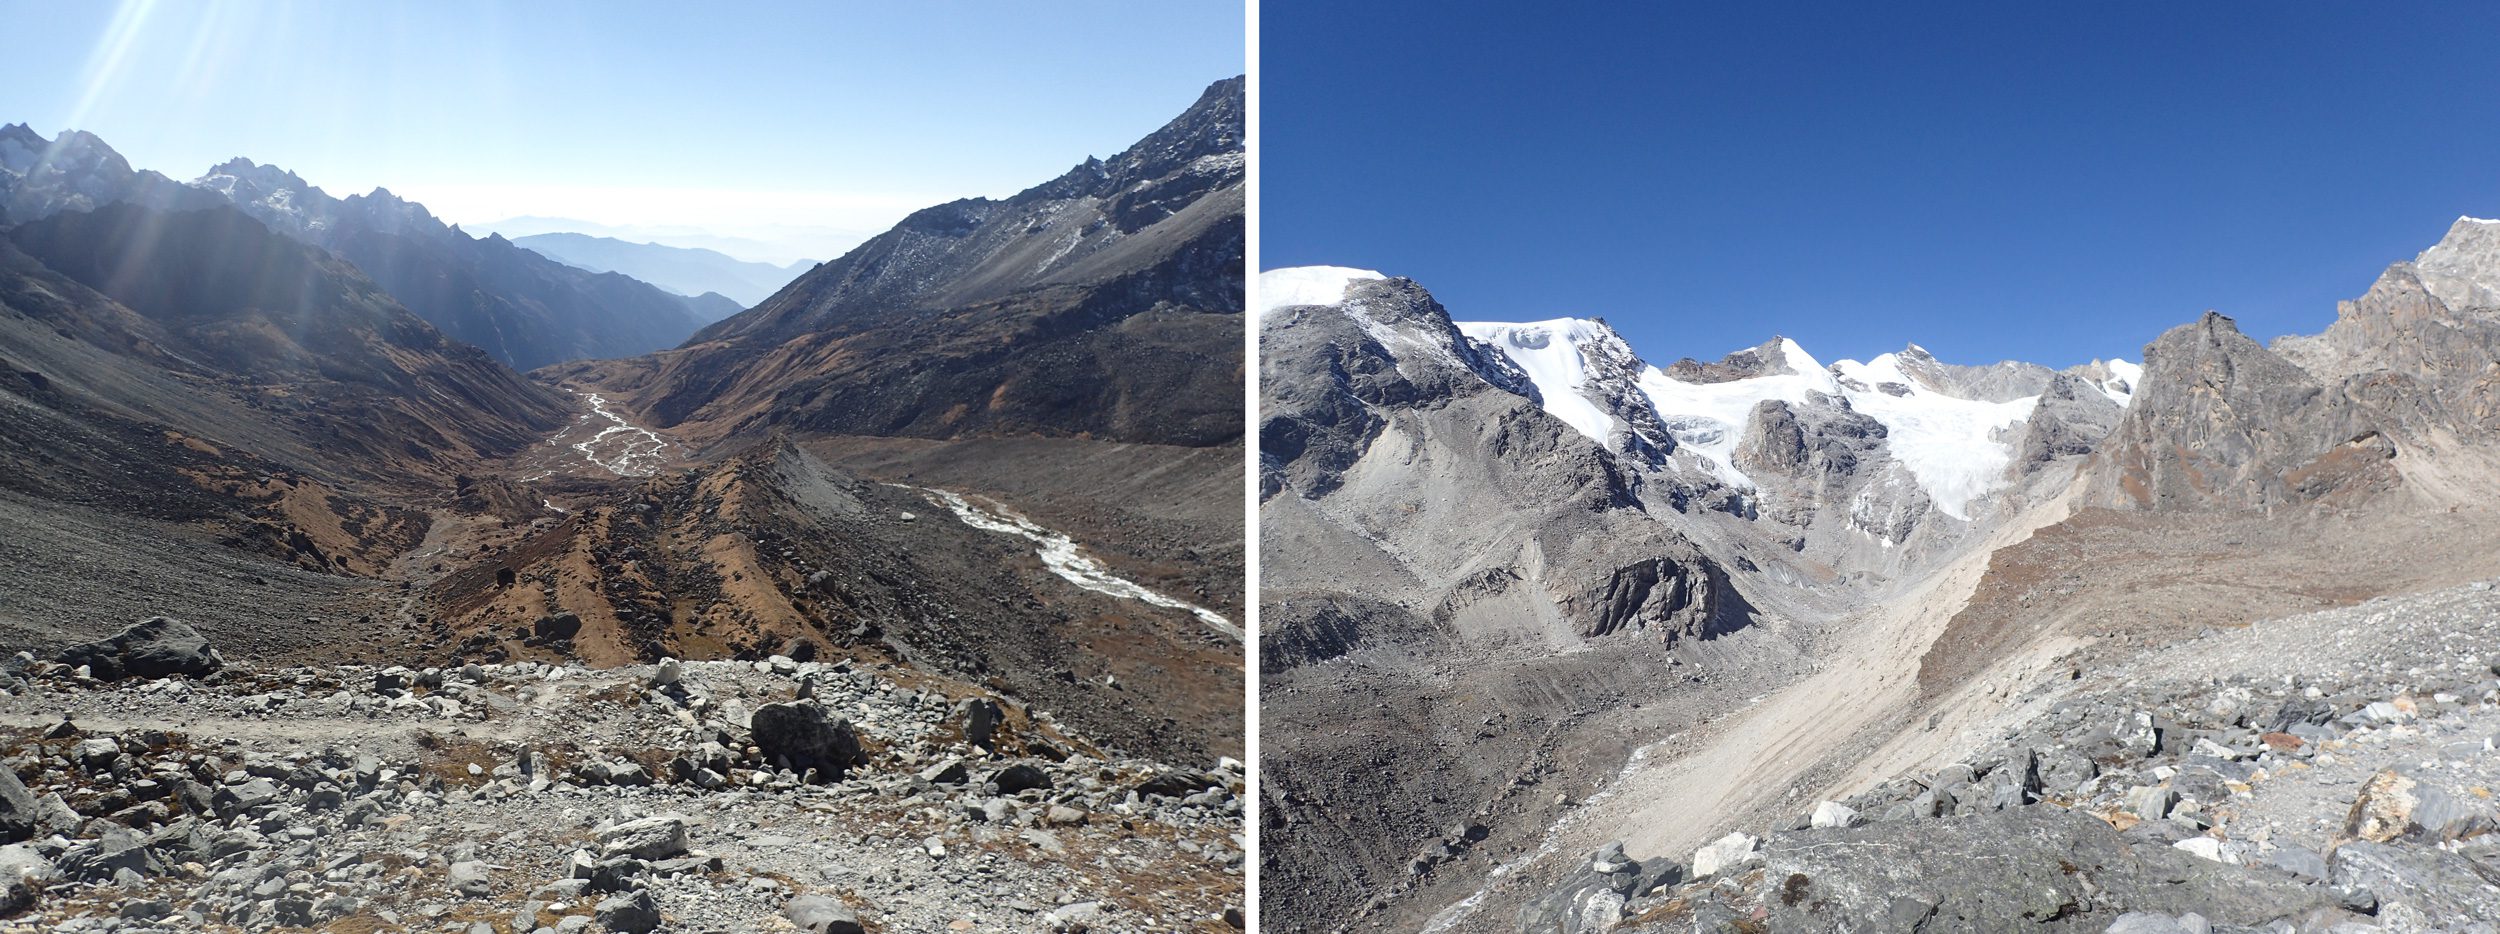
[1262,1,2500,369]
[0,0,1241,263]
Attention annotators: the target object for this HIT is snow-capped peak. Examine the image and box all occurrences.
[1260,266,1387,317]
[1772,336,1826,379]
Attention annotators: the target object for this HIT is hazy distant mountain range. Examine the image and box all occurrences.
[512,231,814,310]
[0,123,716,371]
[466,215,860,268]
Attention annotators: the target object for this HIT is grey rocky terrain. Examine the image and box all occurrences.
[1261,216,2500,931]
[0,619,1244,933]
[1584,577,2500,933]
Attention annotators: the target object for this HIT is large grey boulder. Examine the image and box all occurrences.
[596,815,690,861]
[58,827,163,882]
[0,844,55,914]
[0,767,35,843]
[1518,842,1674,934]
[57,616,224,680]
[785,895,865,934]
[958,697,1003,751]
[596,889,662,934]
[749,702,866,780]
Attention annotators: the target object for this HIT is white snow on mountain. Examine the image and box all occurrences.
[1270,265,2144,521]
[2096,359,2142,408]
[1829,352,2037,519]
[1635,338,1843,491]
[1260,266,1386,317]
[1453,319,1624,443]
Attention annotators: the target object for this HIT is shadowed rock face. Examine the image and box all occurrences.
[4,126,712,370]
[4,202,567,473]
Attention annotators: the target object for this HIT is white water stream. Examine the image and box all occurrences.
[901,485,1241,640]
[567,392,668,476]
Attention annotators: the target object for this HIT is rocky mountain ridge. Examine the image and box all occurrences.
[560,76,1246,451]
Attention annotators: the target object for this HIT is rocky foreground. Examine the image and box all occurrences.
[0,619,1244,932]
[1525,579,2500,933]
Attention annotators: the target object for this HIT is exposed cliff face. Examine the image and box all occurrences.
[2092,312,2385,510]
[2305,221,2500,434]
[2013,373,2124,467]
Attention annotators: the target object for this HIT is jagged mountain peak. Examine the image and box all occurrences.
[2407,214,2500,313]
[1660,335,1817,384]
[200,156,313,192]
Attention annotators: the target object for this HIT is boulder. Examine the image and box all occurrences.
[918,757,968,785]
[533,613,583,643]
[597,815,690,861]
[785,894,865,934]
[958,697,1004,750]
[596,889,662,934]
[2330,840,2500,920]
[56,617,223,680]
[1518,842,1670,934]
[1690,832,1759,878]
[749,703,866,780]
[0,767,35,843]
[447,860,493,897]
[59,827,162,881]
[991,762,1052,794]
[1135,769,1221,799]
[0,844,55,914]
[1809,801,1859,829]
[2124,784,2178,821]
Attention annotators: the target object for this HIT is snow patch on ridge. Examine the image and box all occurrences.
[2098,359,2142,408]
[1633,338,1841,492]
[1453,319,1622,443]
[1259,266,1386,317]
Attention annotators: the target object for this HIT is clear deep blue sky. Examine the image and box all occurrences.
[1262,1,2500,369]
[0,0,1240,263]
